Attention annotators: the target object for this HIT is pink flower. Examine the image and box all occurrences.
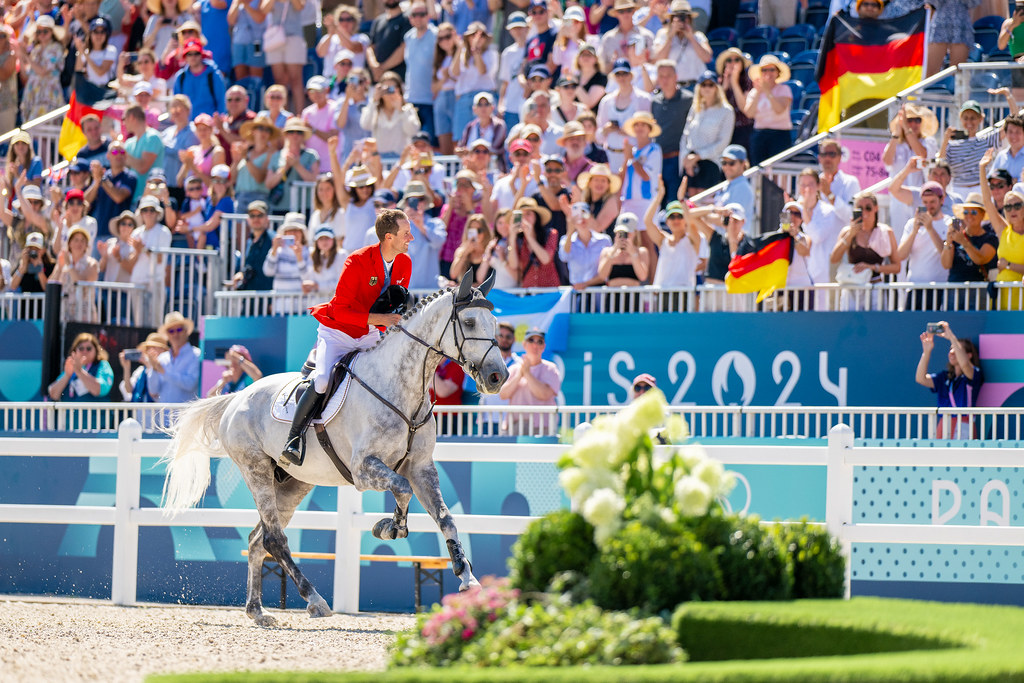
[461,628,475,640]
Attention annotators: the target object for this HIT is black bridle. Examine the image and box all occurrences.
[338,289,499,473]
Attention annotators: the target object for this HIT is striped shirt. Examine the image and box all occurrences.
[943,128,1000,187]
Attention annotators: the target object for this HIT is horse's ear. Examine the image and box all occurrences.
[456,271,473,302]
[478,269,496,297]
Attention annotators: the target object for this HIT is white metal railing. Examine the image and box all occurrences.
[3,402,1021,442]
[1,421,1020,612]
[824,424,1024,598]
[150,246,221,324]
[0,292,46,320]
[212,281,1023,316]
[218,213,286,283]
[64,281,150,327]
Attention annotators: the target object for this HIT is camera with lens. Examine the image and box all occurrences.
[26,249,40,260]
[385,85,396,95]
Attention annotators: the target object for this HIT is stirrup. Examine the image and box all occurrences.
[281,435,305,467]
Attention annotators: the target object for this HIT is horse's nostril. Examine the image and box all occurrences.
[489,372,501,385]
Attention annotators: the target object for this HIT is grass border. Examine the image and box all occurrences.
[148,598,1024,683]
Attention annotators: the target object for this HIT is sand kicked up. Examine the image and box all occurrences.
[0,596,415,683]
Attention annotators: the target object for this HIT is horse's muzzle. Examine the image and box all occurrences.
[477,357,510,395]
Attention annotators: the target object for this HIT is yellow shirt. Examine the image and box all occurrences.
[996,225,1024,310]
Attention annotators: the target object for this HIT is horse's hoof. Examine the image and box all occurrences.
[372,518,399,540]
[458,576,481,592]
[252,613,279,628]
[307,599,332,619]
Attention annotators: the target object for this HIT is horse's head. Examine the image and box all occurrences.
[445,271,508,394]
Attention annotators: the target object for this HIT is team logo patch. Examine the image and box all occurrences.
[369,276,378,285]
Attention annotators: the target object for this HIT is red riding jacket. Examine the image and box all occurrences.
[309,245,411,338]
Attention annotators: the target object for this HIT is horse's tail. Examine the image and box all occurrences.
[160,392,236,515]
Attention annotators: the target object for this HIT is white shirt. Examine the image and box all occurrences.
[498,43,527,116]
[902,215,950,284]
[321,33,370,75]
[453,49,498,97]
[826,168,861,225]
[653,234,705,287]
[802,200,844,284]
[129,224,172,285]
[491,174,538,211]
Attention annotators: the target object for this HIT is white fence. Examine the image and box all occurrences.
[1,421,1021,613]
[65,281,151,327]
[2,402,1021,443]
[0,292,46,320]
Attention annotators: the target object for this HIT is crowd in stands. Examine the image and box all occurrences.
[0,0,1021,313]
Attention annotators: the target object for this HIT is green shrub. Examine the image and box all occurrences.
[507,510,597,594]
[684,513,792,601]
[589,520,722,613]
[458,598,686,667]
[772,518,845,599]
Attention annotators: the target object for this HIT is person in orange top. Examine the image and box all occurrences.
[282,208,414,464]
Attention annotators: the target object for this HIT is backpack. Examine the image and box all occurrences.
[175,61,223,112]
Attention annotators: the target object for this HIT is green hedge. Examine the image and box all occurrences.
[149,598,1024,683]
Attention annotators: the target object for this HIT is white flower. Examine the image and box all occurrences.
[692,458,725,492]
[582,488,625,544]
[664,414,689,443]
[570,430,618,470]
[558,467,587,496]
[618,390,667,435]
[675,476,713,517]
[570,466,621,510]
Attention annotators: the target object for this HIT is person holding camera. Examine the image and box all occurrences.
[942,194,999,309]
[359,73,421,158]
[48,332,114,403]
[559,198,613,291]
[915,321,983,439]
[119,333,168,402]
[207,344,264,397]
[263,213,312,306]
[897,182,951,310]
[940,100,1001,197]
[7,232,54,294]
[400,183,448,288]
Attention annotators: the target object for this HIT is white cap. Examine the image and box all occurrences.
[613,212,639,232]
[132,81,153,96]
[334,49,356,65]
[724,203,746,222]
[211,164,231,179]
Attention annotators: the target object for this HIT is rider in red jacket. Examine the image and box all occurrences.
[282,209,414,465]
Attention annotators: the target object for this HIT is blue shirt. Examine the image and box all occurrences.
[92,169,137,243]
[929,367,984,409]
[558,231,611,285]
[993,145,1024,184]
[171,62,228,117]
[403,25,437,105]
[407,216,448,288]
[149,344,202,403]
[451,0,492,35]
[161,123,199,190]
[199,0,232,78]
[54,360,114,402]
[717,177,756,235]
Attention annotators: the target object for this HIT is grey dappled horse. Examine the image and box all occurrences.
[160,274,509,626]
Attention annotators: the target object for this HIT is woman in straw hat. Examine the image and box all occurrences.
[119,333,169,402]
[508,197,559,287]
[266,117,319,213]
[942,193,998,308]
[234,115,280,208]
[742,54,792,165]
[619,111,663,221]
[18,15,65,121]
[578,163,622,236]
[100,210,139,283]
[4,129,43,188]
[52,226,100,320]
[327,135,379,252]
[144,0,192,60]
[715,47,754,150]
[884,102,939,235]
[149,311,201,402]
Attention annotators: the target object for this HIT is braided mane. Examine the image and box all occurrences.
[372,287,453,348]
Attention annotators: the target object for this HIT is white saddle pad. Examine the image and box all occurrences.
[270,376,351,425]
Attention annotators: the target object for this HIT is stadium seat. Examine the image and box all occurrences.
[790,49,820,66]
[968,42,984,63]
[766,51,792,64]
[805,6,830,30]
[782,79,804,103]
[790,109,810,143]
[790,63,816,85]
[740,25,780,61]
[735,13,758,35]
[986,48,1011,62]
[739,0,758,13]
[968,69,1001,98]
[800,82,821,111]
[778,23,817,54]
[708,27,739,57]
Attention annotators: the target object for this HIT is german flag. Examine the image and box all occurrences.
[726,232,793,303]
[58,91,106,161]
[816,8,926,132]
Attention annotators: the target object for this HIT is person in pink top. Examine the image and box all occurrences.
[742,54,792,166]
[302,76,341,172]
[499,327,562,435]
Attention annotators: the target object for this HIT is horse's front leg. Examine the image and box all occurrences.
[406,460,479,591]
[354,455,412,541]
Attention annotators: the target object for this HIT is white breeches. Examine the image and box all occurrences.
[310,323,381,393]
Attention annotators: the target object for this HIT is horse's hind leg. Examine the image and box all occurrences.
[355,455,413,541]
[406,461,479,591]
[240,458,331,623]
[245,522,277,627]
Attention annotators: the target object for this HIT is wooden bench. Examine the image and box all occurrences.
[241,550,450,612]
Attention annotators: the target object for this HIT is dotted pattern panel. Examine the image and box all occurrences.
[852,466,1024,526]
[852,544,1024,583]
[515,462,566,516]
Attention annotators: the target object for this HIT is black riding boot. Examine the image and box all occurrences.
[281,386,324,466]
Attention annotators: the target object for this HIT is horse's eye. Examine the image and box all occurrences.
[464,319,475,328]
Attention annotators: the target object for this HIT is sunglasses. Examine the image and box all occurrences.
[721,159,738,166]
[724,57,742,64]
[906,117,922,124]
[1004,201,1024,212]
[818,150,839,158]
[68,199,84,205]
[788,209,802,216]
[525,337,544,344]
[497,333,515,340]
[439,33,453,39]
[962,208,981,215]
[529,76,546,82]
[761,66,779,73]
[544,166,564,173]
[109,149,126,156]
[633,383,651,394]
[248,211,266,218]
[456,180,475,188]
[411,11,427,17]
[512,150,530,158]
[188,186,203,192]
[338,15,355,22]
[529,7,547,13]
[141,207,158,213]
[76,345,95,351]
[166,327,186,334]
[472,149,490,155]
[855,205,874,211]
[989,182,1008,189]
[226,97,246,102]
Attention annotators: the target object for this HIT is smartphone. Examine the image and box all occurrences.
[950,129,968,140]
[610,119,620,128]
[511,210,523,229]
[124,349,143,362]
[124,51,138,63]
[385,85,396,95]
[282,235,295,246]
[253,40,263,57]
[467,228,479,240]
[951,217,964,231]
[571,202,590,219]
[852,208,862,221]
[926,322,944,335]
[917,205,928,215]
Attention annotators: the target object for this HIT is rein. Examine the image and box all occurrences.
[341,294,499,474]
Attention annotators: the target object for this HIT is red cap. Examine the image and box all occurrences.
[181,39,203,55]
[65,188,85,202]
[510,139,532,154]
[632,373,657,388]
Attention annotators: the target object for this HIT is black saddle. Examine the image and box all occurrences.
[298,349,359,416]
